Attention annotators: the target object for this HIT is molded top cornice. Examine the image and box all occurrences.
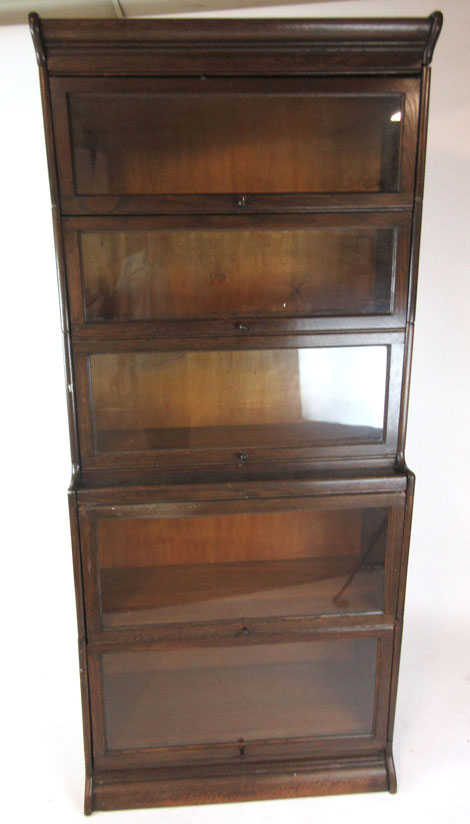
[29,11,443,75]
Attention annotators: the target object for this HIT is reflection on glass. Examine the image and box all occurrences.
[81,227,394,321]
[97,506,388,627]
[102,638,378,751]
[299,347,386,431]
[89,346,388,454]
[70,92,403,195]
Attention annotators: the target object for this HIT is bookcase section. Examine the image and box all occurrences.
[31,9,441,814]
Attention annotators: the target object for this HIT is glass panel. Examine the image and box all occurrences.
[97,505,389,627]
[81,227,394,321]
[70,92,403,195]
[102,638,377,751]
[89,346,388,455]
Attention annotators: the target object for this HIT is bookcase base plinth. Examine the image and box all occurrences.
[91,752,393,812]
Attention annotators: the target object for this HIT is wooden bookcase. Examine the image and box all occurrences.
[30,10,442,814]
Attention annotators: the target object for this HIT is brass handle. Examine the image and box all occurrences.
[237,195,247,208]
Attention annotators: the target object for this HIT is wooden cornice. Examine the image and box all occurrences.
[29,11,443,76]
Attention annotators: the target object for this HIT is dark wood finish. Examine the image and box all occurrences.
[34,13,441,76]
[98,559,382,625]
[88,348,386,448]
[50,75,419,215]
[64,211,411,334]
[423,12,443,64]
[31,10,441,814]
[91,637,383,759]
[69,489,94,808]
[408,67,432,325]
[77,226,395,321]
[397,323,415,466]
[91,753,391,811]
[76,469,408,503]
[71,333,404,470]
[86,614,395,654]
[61,192,416,217]
[29,12,46,68]
[85,629,394,768]
[65,84,407,194]
[78,491,404,633]
[387,468,416,748]
[385,743,397,794]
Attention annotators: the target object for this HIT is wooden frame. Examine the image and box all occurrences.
[72,332,405,470]
[35,13,442,77]
[50,75,419,216]
[87,630,394,772]
[63,211,411,335]
[78,489,406,637]
[89,753,392,810]
[30,9,442,814]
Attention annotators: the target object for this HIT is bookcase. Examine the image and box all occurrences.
[30,10,442,813]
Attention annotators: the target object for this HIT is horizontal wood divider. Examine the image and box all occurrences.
[60,194,415,217]
[71,330,405,354]
[86,615,395,652]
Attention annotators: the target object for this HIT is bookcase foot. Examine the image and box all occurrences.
[386,745,397,794]
[84,773,93,816]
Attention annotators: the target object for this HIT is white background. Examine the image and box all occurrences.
[1,1,469,822]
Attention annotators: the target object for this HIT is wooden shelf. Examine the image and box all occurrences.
[96,421,382,455]
[100,557,383,627]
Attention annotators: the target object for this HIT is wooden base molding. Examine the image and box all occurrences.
[90,753,393,813]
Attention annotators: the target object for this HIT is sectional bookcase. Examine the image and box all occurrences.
[30,10,442,813]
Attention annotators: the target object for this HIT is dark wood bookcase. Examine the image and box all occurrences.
[30,10,442,814]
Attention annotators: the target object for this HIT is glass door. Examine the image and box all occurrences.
[88,632,394,769]
[73,333,403,467]
[51,76,419,213]
[81,493,404,631]
[64,213,409,330]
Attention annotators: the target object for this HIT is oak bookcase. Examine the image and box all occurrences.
[30,10,442,813]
